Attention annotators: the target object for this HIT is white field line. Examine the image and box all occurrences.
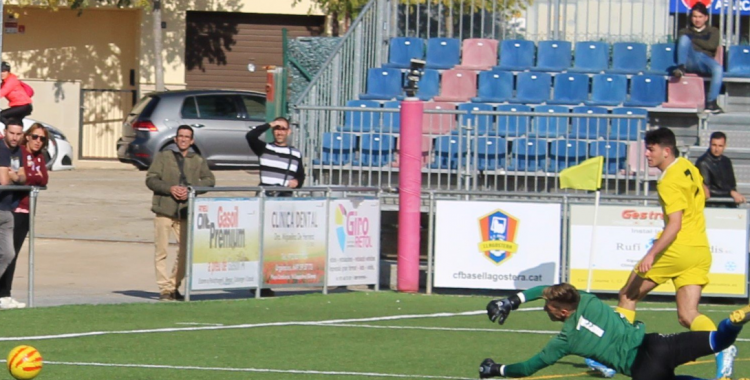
[41,360,477,380]
[174,322,224,326]
[0,306,738,342]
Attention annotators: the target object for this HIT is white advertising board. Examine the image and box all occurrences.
[434,201,562,289]
[569,205,748,296]
[190,198,261,290]
[326,198,380,286]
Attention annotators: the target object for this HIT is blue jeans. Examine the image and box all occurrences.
[676,35,723,102]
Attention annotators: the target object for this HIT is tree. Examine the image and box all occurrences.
[293,0,369,36]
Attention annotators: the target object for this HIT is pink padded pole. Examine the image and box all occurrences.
[397,98,423,293]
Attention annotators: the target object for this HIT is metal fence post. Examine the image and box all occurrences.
[426,191,436,295]
[27,187,39,308]
[184,188,196,302]
[257,190,266,299]
[323,189,331,295]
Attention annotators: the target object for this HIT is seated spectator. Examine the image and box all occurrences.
[695,131,746,207]
[672,3,724,114]
[0,62,32,124]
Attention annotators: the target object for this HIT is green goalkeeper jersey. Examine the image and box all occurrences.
[502,286,645,377]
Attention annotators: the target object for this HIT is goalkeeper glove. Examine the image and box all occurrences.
[487,298,513,324]
[479,358,502,378]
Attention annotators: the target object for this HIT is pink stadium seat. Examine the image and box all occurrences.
[661,76,704,109]
[456,38,499,70]
[422,102,458,135]
[433,69,477,102]
[622,141,660,176]
[392,135,433,167]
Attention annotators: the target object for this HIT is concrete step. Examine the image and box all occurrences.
[704,113,750,127]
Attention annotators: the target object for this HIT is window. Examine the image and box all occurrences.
[181,97,198,118]
[242,96,266,121]
[194,95,240,120]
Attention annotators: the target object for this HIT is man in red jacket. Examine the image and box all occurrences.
[0,62,32,124]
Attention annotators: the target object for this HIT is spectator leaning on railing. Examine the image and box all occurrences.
[0,119,25,310]
[695,131,746,207]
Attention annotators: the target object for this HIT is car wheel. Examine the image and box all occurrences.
[44,136,59,170]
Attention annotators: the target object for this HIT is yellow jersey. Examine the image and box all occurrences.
[656,157,709,247]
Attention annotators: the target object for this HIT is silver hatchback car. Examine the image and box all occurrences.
[117,89,267,170]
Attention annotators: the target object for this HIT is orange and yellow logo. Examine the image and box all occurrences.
[478,209,519,264]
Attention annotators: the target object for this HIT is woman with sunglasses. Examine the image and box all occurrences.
[0,123,48,308]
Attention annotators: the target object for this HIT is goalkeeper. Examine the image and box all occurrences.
[479,283,748,380]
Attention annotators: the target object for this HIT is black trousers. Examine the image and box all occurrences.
[0,212,29,297]
[630,332,713,380]
[0,104,32,124]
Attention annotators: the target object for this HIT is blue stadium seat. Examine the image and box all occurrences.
[568,106,609,139]
[354,134,396,167]
[647,43,677,75]
[359,68,403,100]
[512,72,552,104]
[455,102,494,135]
[475,137,508,171]
[589,141,628,174]
[472,70,514,103]
[398,69,440,101]
[531,105,569,138]
[508,138,548,172]
[586,74,628,106]
[624,75,666,107]
[426,38,461,69]
[377,100,401,133]
[383,37,425,69]
[549,139,589,172]
[431,135,466,169]
[609,107,648,141]
[340,100,381,132]
[726,45,750,78]
[535,40,572,72]
[495,104,530,138]
[312,132,357,165]
[496,40,536,71]
[608,42,648,74]
[569,41,609,73]
[548,73,589,105]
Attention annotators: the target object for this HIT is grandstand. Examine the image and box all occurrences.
[291,0,750,198]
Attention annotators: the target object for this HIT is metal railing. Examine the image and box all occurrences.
[297,105,652,195]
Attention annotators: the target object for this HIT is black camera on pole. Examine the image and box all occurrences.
[404,59,426,98]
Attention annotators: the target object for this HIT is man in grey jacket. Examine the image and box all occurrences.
[146,125,215,301]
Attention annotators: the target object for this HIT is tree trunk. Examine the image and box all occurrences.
[153,0,165,91]
[331,10,340,36]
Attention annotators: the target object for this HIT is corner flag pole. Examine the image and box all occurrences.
[586,190,600,293]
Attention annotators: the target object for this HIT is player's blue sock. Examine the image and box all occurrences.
[710,318,742,352]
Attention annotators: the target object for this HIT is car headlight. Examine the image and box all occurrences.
[45,126,67,141]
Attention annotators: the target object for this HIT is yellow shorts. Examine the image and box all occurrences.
[634,243,711,289]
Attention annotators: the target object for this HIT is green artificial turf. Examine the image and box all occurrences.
[0,291,744,380]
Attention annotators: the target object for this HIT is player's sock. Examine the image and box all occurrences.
[690,314,717,332]
[614,307,635,324]
[711,319,743,351]
[584,358,615,378]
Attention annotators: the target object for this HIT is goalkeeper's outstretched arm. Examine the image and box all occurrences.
[487,285,547,324]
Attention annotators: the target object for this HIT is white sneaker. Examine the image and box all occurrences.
[0,297,18,309]
[716,345,737,379]
[8,298,25,309]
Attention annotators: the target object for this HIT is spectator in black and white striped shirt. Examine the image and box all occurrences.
[246,117,305,196]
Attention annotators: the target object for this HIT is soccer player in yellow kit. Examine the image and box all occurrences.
[611,127,734,379]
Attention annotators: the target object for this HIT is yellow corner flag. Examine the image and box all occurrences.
[559,156,604,191]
